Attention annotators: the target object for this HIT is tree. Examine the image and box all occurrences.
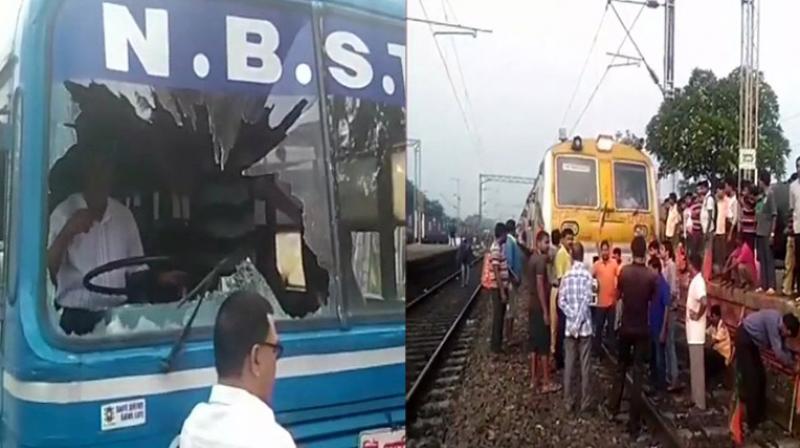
[645,67,790,181]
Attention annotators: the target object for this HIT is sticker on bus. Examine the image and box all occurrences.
[100,398,146,431]
[359,427,405,448]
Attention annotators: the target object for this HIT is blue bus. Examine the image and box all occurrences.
[0,0,406,446]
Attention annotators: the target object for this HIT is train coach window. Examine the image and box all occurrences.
[614,162,650,211]
[556,156,598,208]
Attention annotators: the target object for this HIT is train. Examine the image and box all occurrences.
[0,0,405,446]
[520,135,660,259]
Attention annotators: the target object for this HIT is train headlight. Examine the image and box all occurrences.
[561,221,579,236]
[571,136,583,152]
[634,225,648,237]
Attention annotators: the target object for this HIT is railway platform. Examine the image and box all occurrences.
[406,244,460,300]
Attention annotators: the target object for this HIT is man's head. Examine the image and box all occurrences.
[781,313,800,339]
[648,240,660,260]
[506,219,516,236]
[697,180,709,197]
[571,242,584,263]
[551,229,561,247]
[648,256,662,274]
[660,241,674,261]
[795,155,800,177]
[214,291,280,403]
[631,235,647,262]
[535,230,550,254]
[709,305,722,327]
[715,183,725,199]
[612,247,622,263]
[561,228,575,249]
[758,169,771,189]
[688,252,703,275]
[600,240,610,261]
[81,149,114,212]
[668,193,677,205]
[725,176,736,195]
[494,222,507,243]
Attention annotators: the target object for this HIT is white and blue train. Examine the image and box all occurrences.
[0,0,406,446]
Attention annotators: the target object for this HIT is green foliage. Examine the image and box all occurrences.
[645,67,790,181]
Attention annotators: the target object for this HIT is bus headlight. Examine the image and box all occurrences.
[561,221,579,236]
[634,225,648,237]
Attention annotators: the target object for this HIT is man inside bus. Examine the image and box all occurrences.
[47,148,187,335]
[180,290,295,448]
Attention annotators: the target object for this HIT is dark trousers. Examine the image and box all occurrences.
[555,307,566,369]
[713,234,727,275]
[609,333,649,434]
[490,289,506,353]
[743,233,756,256]
[689,232,704,261]
[735,327,766,429]
[650,339,666,392]
[793,234,800,294]
[705,348,727,388]
[592,306,615,356]
[756,236,776,290]
[59,307,104,335]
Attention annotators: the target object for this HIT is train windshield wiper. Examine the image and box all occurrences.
[161,246,250,372]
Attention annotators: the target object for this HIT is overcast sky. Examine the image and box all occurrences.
[408,0,800,222]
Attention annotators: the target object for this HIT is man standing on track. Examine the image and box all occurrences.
[553,228,574,370]
[525,230,560,394]
[457,237,474,287]
[608,236,657,437]
[685,252,708,410]
[487,223,510,354]
[592,240,618,357]
[504,219,524,345]
[558,242,593,414]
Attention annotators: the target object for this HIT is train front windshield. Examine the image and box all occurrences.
[556,156,598,208]
[613,162,650,211]
[42,0,406,341]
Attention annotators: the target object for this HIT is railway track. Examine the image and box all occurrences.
[406,263,481,447]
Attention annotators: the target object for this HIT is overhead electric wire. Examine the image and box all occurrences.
[560,5,609,128]
[418,0,481,153]
[441,0,484,152]
[569,3,647,136]
[608,2,664,95]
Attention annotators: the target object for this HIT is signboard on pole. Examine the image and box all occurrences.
[739,148,756,170]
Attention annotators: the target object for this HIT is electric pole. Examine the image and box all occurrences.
[739,0,759,188]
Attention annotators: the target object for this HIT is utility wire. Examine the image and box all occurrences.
[608,2,664,95]
[561,5,609,128]
[441,0,485,153]
[570,3,647,135]
[418,0,480,153]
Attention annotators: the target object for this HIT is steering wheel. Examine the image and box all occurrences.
[82,255,173,295]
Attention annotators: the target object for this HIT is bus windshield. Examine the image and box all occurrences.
[555,156,598,208]
[614,162,649,211]
[45,0,405,341]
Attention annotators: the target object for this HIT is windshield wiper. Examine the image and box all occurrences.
[161,246,250,372]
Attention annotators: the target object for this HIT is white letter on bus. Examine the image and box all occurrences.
[325,31,372,89]
[387,43,405,86]
[103,3,169,77]
[226,16,282,84]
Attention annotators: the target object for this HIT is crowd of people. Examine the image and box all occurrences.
[481,216,800,441]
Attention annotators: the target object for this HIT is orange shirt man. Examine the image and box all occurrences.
[591,240,619,355]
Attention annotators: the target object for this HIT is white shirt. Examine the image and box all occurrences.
[48,193,144,311]
[683,208,693,239]
[791,180,800,234]
[700,193,716,234]
[685,273,708,345]
[727,193,739,226]
[665,204,680,238]
[180,384,296,448]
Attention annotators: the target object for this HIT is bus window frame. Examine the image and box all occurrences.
[319,2,405,324]
[33,0,379,354]
[611,160,652,213]
[553,154,600,210]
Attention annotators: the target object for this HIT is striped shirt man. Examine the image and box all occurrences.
[690,198,703,234]
[488,240,509,290]
[740,195,757,236]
